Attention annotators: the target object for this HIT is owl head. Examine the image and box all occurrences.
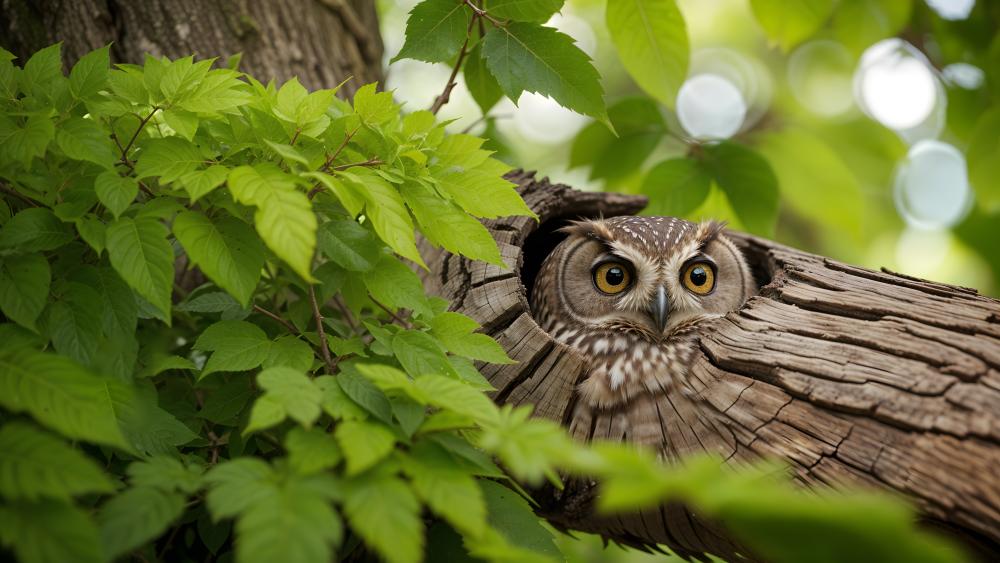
[530,216,755,407]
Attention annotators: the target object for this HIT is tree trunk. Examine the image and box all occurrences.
[0,0,383,94]
[417,171,1000,561]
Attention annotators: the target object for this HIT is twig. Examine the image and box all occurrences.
[460,112,512,134]
[290,128,302,146]
[430,13,478,114]
[369,294,412,329]
[308,127,359,200]
[120,106,161,165]
[253,304,300,335]
[309,285,335,373]
[332,295,359,334]
[0,183,41,207]
[330,157,382,171]
[463,0,505,27]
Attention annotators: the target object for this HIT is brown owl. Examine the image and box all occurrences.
[530,216,754,409]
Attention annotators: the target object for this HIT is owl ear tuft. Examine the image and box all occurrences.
[558,218,615,242]
[695,220,728,250]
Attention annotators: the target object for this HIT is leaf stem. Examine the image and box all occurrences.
[120,106,161,165]
[430,13,478,114]
[308,127,359,200]
[369,294,412,330]
[330,157,382,171]
[309,285,336,373]
[463,0,505,27]
[253,304,300,335]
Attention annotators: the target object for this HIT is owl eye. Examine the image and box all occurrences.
[682,261,716,295]
[593,262,632,294]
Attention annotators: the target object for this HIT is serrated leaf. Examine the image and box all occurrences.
[405,441,487,537]
[134,136,204,183]
[401,181,504,265]
[392,329,460,379]
[342,475,423,563]
[47,281,102,365]
[286,427,343,474]
[204,458,276,520]
[0,252,50,330]
[363,254,431,318]
[178,164,229,201]
[110,382,198,456]
[94,170,138,218]
[352,83,398,125]
[393,0,471,63]
[173,211,264,306]
[416,374,498,424]
[197,377,254,424]
[76,216,106,255]
[480,480,560,558]
[315,375,369,421]
[749,0,835,52]
[19,43,63,99]
[607,0,689,108]
[162,108,199,140]
[228,164,317,282]
[175,68,252,114]
[193,320,271,377]
[570,96,665,181]
[337,367,393,424]
[0,114,54,167]
[56,116,117,168]
[348,170,425,268]
[246,367,322,433]
[0,347,129,449]
[69,45,110,100]
[176,291,243,314]
[0,422,115,501]
[335,420,396,475]
[128,456,205,495]
[641,157,712,217]
[703,141,780,236]
[106,216,174,318]
[263,335,314,372]
[429,312,513,364]
[488,0,564,22]
[318,219,382,271]
[0,499,104,563]
[464,43,504,114]
[0,208,74,252]
[98,486,186,560]
[482,22,608,126]
[433,160,533,219]
[304,171,366,216]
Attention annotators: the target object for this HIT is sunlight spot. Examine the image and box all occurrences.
[894,140,972,229]
[787,40,855,117]
[676,74,746,140]
[925,0,975,20]
[510,92,588,144]
[855,39,938,131]
[943,63,985,89]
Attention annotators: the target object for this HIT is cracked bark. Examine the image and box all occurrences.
[0,0,383,94]
[416,170,1000,561]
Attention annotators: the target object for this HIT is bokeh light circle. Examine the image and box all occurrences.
[925,0,975,21]
[689,48,773,129]
[508,92,588,144]
[943,63,985,89]
[893,140,972,229]
[854,39,939,131]
[787,40,855,117]
[676,74,747,140]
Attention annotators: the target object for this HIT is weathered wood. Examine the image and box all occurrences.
[0,0,382,94]
[417,170,1000,560]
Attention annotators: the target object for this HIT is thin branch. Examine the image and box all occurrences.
[120,106,161,165]
[430,13,478,114]
[332,295,359,334]
[253,304,300,335]
[330,157,382,171]
[460,112,512,134]
[308,127,360,200]
[0,182,41,207]
[369,294,412,329]
[309,285,336,373]
[290,128,302,146]
[463,0,505,27]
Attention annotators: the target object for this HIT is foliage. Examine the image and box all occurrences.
[0,36,966,563]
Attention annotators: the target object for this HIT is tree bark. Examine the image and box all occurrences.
[0,0,383,94]
[416,171,1000,561]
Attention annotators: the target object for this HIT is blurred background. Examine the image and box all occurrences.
[379,0,999,297]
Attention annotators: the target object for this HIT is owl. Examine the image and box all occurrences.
[530,216,754,409]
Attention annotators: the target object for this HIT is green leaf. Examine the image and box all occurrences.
[405,441,487,536]
[488,0,564,22]
[105,216,174,318]
[393,0,471,63]
[128,456,205,495]
[286,427,343,474]
[19,43,63,98]
[0,499,104,563]
[0,422,115,501]
[69,45,110,100]
[47,281,102,365]
[433,160,534,219]
[703,141,779,236]
[968,108,1000,212]
[831,0,911,54]
[197,377,255,424]
[337,367,394,424]
[264,139,310,167]
[304,171,366,216]
[464,44,504,114]
[569,96,665,181]
[172,211,265,306]
[348,170,425,268]
[352,83,398,125]
[0,252,50,330]
[606,0,689,108]
[363,254,431,318]
[482,22,608,126]
[134,136,204,183]
[416,374,499,424]
[76,216,106,255]
[178,164,229,201]
[110,382,198,456]
[401,181,504,265]
[335,420,397,475]
[429,312,513,364]
[98,486,186,560]
[205,459,276,519]
[246,367,322,433]
[177,69,253,114]
[342,475,423,563]
[0,114,55,167]
[480,480,560,558]
[228,164,317,282]
[318,219,382,272]
[641,158,712,217]
[749,0,835,52]
[392,329,460,380]
[0,347,129,449]
[263,335,314,372]
[0,208,73,252]
[94,170,138,218]
[315,375,369,421]
[193,320,271,377]
[162,108,199,140]
[56,116,117,168]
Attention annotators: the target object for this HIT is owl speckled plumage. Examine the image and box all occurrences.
[531,216,754,409]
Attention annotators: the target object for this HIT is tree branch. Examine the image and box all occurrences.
[120,106,161,165]
[309,285,336,373]
[253,304,300,335]
[430,13,478,115]
[369,294,412,329]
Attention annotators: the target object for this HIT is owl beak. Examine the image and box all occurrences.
[651,285,670,333]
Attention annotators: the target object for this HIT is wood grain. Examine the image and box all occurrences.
[416,171,1000,560]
